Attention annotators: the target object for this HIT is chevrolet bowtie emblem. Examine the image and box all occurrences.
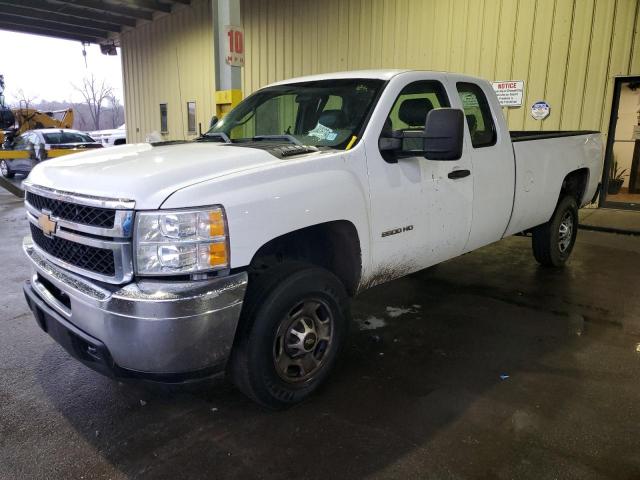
[38,213,57,237]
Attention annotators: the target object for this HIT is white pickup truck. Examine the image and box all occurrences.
[22,70,603,408]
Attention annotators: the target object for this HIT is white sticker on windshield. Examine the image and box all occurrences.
[308,123,334,140]
[326,132,338,141]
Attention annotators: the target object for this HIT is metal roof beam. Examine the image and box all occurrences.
[0,0,140,26]
[112,0,171,13]
[51,0,154,21]
[0,14,108,39]
[0,21,98,43]
[0,5,121,32]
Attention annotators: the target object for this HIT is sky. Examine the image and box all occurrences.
[0,30,123,105]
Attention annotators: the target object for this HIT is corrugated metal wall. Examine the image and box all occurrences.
[120,0,215,143]
[241,0,640,134]
[120,0,640,141]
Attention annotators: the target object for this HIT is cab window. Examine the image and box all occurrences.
[456,82,496,148]
[380,80,450,161]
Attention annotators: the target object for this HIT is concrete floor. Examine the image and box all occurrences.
[580,207,640,234]
[1,188,640,480]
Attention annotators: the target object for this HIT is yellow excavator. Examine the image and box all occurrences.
[0,75,75,197]
[0,107,74,146]
[0,75,74,147]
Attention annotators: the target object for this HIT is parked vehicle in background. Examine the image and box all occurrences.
[22,70,603,409]
[0,76,75,148]
[88,124,126,147]
[0,129,102,178]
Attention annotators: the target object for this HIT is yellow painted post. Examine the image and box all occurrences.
[215,89,243,118]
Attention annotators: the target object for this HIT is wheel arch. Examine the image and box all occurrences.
[247,220,362,296]
[561,168,590,205]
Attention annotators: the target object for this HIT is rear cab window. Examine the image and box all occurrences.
[456,82,497,148]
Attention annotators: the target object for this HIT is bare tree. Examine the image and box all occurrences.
[12,88,39,110]
[107,92,123,128]
[72,75,113,130]
[74,109,90,132]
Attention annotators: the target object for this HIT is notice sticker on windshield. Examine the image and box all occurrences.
[326,132,338,141]
[308,123,334,141]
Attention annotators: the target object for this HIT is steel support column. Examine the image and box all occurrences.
[213,0,242,120]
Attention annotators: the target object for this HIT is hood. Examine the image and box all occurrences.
[26,142,282,209]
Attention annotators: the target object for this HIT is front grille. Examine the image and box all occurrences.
[30,223,115,277]
[26,192,115,229]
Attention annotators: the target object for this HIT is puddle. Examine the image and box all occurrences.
[386,305,420,318]
[355,316,387,331]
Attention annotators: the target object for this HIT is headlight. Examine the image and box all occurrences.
[134,207,229,275]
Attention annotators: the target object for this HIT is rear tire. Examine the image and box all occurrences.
[531,196,578,267]
[0,160,14,179]
[228,261,350,410]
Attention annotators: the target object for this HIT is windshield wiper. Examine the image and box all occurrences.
[252,134,302,145]
[199,132,231,143]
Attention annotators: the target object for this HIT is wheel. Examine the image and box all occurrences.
[531,196,578,267]
[0,160,14,179]
[229,261,350,409]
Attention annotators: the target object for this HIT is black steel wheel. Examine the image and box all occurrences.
[229,261,349,409]
[532,195,578,267]
[273,298,335,383]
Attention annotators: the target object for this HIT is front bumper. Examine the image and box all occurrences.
[22,237,248,381]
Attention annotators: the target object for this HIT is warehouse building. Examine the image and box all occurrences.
[118,0,640,208]
[1,0,640,207]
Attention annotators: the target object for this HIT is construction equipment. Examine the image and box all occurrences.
[1,107,74,147]
[0,75,74,147]
[0,75,77,197]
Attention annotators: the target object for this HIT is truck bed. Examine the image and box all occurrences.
[504,131,603,237]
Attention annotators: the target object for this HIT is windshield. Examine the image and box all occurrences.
[205,79,383,149]
[43,132,95,144]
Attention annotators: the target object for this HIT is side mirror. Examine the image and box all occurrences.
[423,108,464,160]
[378,135,401,151]
[209,115,219,128]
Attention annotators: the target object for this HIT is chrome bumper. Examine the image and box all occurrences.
[23,236,248,378]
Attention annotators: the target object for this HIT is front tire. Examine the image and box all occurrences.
[0,160,14,179]
[531,196,578,267]
[229,262,350,409]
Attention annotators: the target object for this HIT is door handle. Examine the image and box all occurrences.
[448,169,471,179]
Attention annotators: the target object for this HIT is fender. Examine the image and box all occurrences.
[161,148,372,272]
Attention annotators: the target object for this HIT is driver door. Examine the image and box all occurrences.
[364,74,473,282]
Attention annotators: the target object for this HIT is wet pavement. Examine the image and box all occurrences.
[580,207,640,234]
[1,188,640,479]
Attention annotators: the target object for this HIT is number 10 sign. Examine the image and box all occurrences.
[224,25,245,67]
